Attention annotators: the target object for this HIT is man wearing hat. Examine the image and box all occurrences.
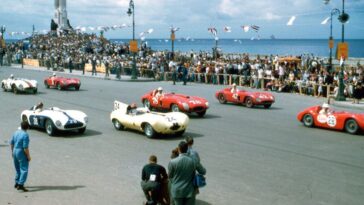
[319,103,331,115]
[231,83,239,100]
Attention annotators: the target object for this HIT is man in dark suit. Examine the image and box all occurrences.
[168,141,206,205]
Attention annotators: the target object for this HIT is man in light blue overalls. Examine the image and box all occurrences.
[10,121,31,192]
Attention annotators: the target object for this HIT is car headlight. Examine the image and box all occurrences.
[256,98,261,102]
[84,117,88,123]
[205,102,209,107]
[270,96,274,100]
[55,120,62,127]
[182,103,189,111]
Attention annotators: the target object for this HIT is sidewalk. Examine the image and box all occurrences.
[331,100,364,110]
[10,64,155,82]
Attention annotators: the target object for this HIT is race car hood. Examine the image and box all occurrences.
[250,92,275,100]
[13,78,38,88]
[41,108,87,125]
[168,93,208,105]
[57,77,80,84]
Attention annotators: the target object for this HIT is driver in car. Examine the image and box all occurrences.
[319,103,331,115]
[32,102,44,113]
[230,83,239,100]
[153,87,164,104]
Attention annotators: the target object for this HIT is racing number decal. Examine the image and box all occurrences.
[327,115,337,127]
[317,114,327,124]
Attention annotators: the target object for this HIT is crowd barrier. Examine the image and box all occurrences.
[23,59,40,67]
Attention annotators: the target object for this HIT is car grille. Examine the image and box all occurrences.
[64,122,83,129]
[170,123,180,130]
[192,106,205,112]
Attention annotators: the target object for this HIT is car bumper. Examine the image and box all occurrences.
[253,100,274,105]
[155,123,187,134]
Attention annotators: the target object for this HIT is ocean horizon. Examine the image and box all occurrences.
[6,38,364,58]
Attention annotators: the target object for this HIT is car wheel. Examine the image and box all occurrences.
[245,97,253,108]
[264,104,272,109]
[143,99,151,109]
[44,81,49,88]
[78,127,86,134]
[1,83,6,91]
[22,115,28,123]
[112,119,124,130]
[57,83,62,90]
[175,130,185,136]
[75,86,80,91]
[197,110,206,117]
[33,89,37,94]
[12,85,18,94]
[303,114,314,127]
[144,123,156,138]
[218,93,227,104]
[171,104,180,112]
[345,119,359,134]
[45,119,56,136]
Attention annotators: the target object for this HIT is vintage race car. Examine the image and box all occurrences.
[44,76,81,90]
[21,106,88,136]
[1,77,38,94]
[297,105,364,134]
[110,101,189,138]
[141,90,209,117]
[215,88,275,108]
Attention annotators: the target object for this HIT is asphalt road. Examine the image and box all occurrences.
[1,66,364,205]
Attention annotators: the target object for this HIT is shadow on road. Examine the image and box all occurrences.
[56,129,102,138]
[190,114,221,119]
[26,185,85,192]
[196,199,212,205]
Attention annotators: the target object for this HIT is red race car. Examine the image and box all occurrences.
[44,75,81,91]
[297,104,364,134]
[215,87,275,108]
[141,89,209,117]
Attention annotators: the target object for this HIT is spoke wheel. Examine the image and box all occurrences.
[45,119,56,136]
[245,97,253,108]
[218,94,227,104]
[171,104,180,112]
[57,83,62,90]
[112,119,124,130]
[143,99,151,109]
[303,114,314,127]
[44,81,49,88]
[144,123,156,138]
[345,119,359,134]
[12,86,18,94]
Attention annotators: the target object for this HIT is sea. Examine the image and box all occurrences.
[7,38,364,58]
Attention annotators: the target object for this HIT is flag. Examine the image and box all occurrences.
[241,25,250,32]
[321,17,330,25]
[287,16,296,26]
[170,26,180,32]
[208,27,217,36]
[224,26,231,33]
[250,25,260,32]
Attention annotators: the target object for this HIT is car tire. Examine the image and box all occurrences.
[218,93,227,104]
[112,119,124,130]
[22,115,28,123]
[171,104,180,112]
[57,83,62,90]
[78,127,86,134]
[143,99,151,109]
[303,114,314,127]
[197,110,206,117]
[1,83,6,91]
[75,86,80,91]
[264,104,272,109]
[245,97,253,108]
[144,123,156,138]
[33,89,37,94]
[12,85,18,94]
[345,119,359,134]
[44,81,49,88]
[45,119,56,136]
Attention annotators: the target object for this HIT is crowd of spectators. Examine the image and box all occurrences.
[1,32,363,102]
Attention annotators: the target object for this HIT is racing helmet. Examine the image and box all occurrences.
[157,87,163,91]
[52,72,56,76]
[232,83,237,87]
[322,103,329,108]
[10,74,14,79]
[130,103,137,109]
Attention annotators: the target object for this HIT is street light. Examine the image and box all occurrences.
[325,0,349,101]
[328,8,340,72]
[170,26,179,60]
[127,0,137,80]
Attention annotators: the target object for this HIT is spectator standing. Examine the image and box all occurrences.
[10,122,31,192]
[68,56,73,73]
[91,56,97,76]
[141,155,168,205]
[185,136,200,163]
[168,141,206,205]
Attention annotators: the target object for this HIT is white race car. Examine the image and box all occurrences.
[110,101,189,138]
[1,77,38,94]
[21,106,88,136]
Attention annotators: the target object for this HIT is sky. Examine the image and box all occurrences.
[0,0,364,39]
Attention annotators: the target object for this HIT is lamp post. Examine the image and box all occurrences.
[328,9,340,72]
[325,0,349,101]
[127,0,137,80]
[170,26,179,60]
